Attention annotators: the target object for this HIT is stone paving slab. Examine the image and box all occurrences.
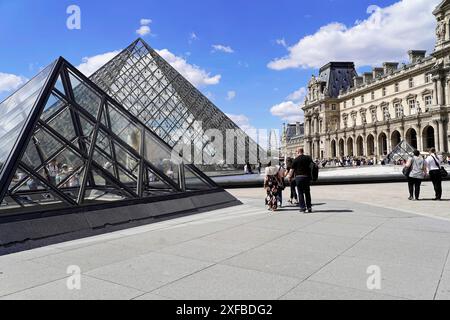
[280,280,405,300]
[1,275,143,300]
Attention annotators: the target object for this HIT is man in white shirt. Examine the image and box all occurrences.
[425,148,443,201]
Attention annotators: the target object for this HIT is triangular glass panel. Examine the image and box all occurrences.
[54,74,66,96]
[41,91,67,121]
[183,165,214,191]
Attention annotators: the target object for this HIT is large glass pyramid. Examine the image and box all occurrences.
[90,39,264,174]
[0,57,223,216]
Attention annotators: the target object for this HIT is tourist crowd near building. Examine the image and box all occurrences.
[282,1,450,163]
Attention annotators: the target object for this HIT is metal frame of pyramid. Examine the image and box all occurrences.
[0,57,240,251]
[89,39,265,172]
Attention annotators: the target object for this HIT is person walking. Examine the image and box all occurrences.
[289,148,314,213]
[285,158,298,205]
[264,161,283,212]
[405,150,426,201]
[426,148,443,201]
[47,159,59,185]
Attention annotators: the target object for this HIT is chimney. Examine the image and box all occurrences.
[296,122,301,136]
[353,76,363,87]
[408,50,426,64]
[372,67,384,79]
[363,72,373,84]
[383,62,399,75]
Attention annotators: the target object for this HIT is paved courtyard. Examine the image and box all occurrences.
[1,182,450,300]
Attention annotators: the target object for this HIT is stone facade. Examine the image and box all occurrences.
[300,0,450,161]
[281,123,304,159]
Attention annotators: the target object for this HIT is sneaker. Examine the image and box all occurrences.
[408,196,413,201]
[307,208,313,213]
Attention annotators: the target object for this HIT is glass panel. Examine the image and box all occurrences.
[0,61,55,172]
[22,140,42,169]
[107,103,140,152]
[54,74,66,96]
[184,165,213,191]
[69,71,102,118]
[34,127,65,160]
[145,168,177,195]
[144,129,181,184]
[41,91,66,121]
[47,108,76,141]
[83,168,130,203]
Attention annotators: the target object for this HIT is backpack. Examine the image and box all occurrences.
[310,161,319,182]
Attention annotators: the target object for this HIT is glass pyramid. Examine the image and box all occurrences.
[90,39,264,174]
[384,140,415,164]
[0,57,220,215]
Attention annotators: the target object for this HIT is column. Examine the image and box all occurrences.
[415,125,423,151]
[373,131,378,162]
[434,121,439,150]
[439,120,446,152]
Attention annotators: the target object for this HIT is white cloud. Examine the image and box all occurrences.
[286,87,307,102]
[140,18,152,25]
[76,46,221,87]
[212,44,234,54]
[226,90,236,101]
[270,101,304,123]
[77,50,121,76]
[136,18,153,36]
[0,72,27,94]
[268,0,440,69]
[156,49,221,87]
[136,25,151,36]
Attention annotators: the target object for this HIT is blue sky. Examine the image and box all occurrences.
[0,0,441,131]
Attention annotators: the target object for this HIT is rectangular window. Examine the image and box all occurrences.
[409,99,416,115]
[395,103,403,118]
[371,91,375,100]
[382,87,387,96]
[409,78,414,88]
[395,83,399,92]
[331,104,337,111]
[425,95,432,111]
[425,74,432,83]
[352,98,355,106]
[361,95,365,103]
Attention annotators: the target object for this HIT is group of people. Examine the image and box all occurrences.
[264,148,314,213]
[404,148,446,201]
[23,160,80,191]
[321,157,376,168]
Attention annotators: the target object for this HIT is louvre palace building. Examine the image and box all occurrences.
[283,0,450,161]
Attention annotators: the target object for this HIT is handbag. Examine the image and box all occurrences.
[432,155,448,178]
[403,158,414,177]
